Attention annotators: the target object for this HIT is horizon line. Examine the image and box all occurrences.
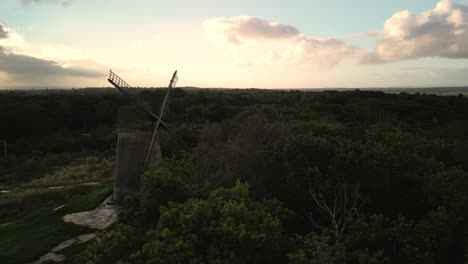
[1,86,468,91]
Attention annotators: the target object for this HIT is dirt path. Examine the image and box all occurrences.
[33,233,97,264]
[63,195,120,230]
[31,195,120,263]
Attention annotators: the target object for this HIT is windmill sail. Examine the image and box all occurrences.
[108,70,185,156]
[143,70,178,168]
[108,70,153,117]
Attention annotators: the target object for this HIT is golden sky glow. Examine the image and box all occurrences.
[1,0,468,88]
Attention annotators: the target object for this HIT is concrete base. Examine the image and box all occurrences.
[112,104,162,201]
[113,129,150,201]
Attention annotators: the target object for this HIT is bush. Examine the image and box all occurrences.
[133,181,292,263]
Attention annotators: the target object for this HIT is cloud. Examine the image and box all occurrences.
[342,31,381,41]
[203,15,376,69]
[269,37,379,69]
[0,25,7,39]
[203,16,300,45]
[0,47,101,78]
[21,0,72,6]
[203,1,468,69]
[0,24,25,49]
[0,23,104,86]
[376,0,468,61]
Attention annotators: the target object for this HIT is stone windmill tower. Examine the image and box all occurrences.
[108,70,184,201]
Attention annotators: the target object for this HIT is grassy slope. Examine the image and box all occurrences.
[0,155,113,190]
[0,155,113,223]
[0,183,112,264]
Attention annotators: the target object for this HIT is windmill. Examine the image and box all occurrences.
[108,70,184,200]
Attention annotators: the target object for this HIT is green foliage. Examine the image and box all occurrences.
[3,89,468,263]
[345,209,463,264]
[138,166,192,222]
[133,181,291,263]
[410,207,461,263]
[424,168,468,212]
[79,181,292,264]
[288,233,346,264]
[75,224,139,264]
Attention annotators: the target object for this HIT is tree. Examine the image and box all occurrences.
[288,233,346,264]
[308,184,361,242]
[132,181,292,264]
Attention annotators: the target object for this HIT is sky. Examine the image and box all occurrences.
[1,0,468,88]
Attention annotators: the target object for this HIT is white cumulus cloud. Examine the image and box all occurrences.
[0,24,25,49]
[203,15,374,69]
[0,26,7,39]
[203,16,300,45]
[376,0,468,61]
[203,1,468,69]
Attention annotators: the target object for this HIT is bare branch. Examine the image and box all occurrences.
[308,183,361,242]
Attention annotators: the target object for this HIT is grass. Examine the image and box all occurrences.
[0,153,114,189]
[22,156,114,189]
[0,185,94,223]
[0,155,113,222]
[64,182,113,212]
[0,183,113,264]
[0,152,84,187]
